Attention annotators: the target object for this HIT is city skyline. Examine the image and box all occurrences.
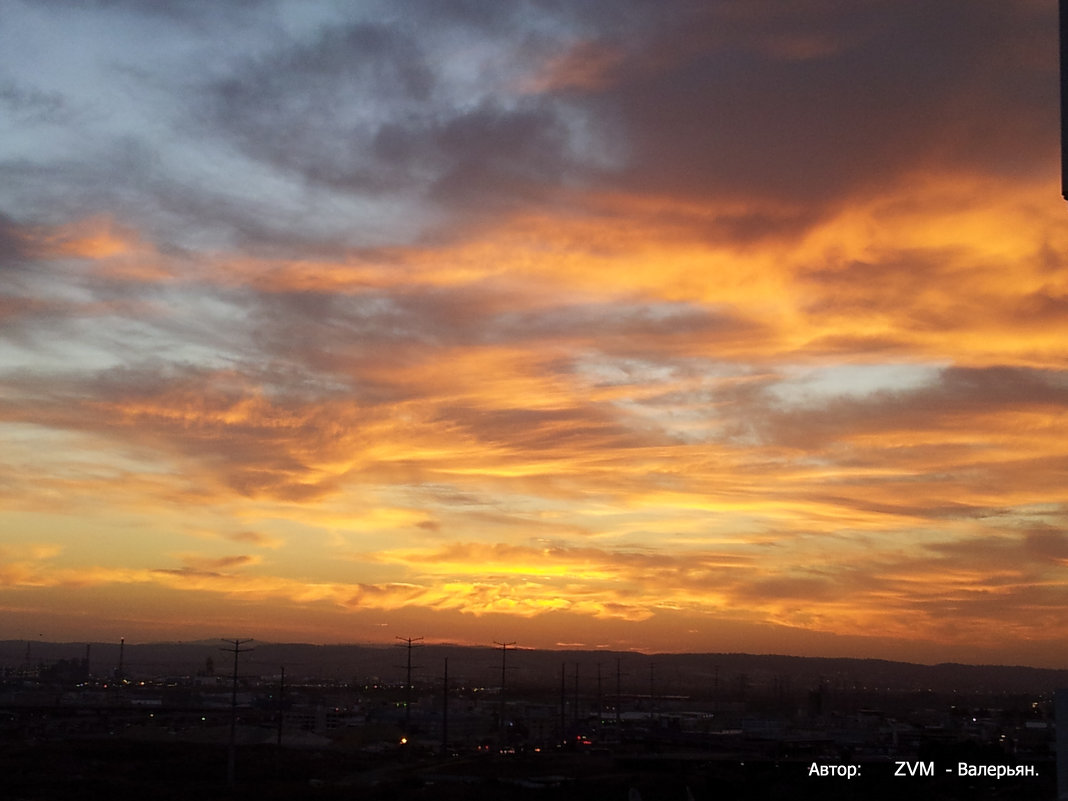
[1,1,1067,668]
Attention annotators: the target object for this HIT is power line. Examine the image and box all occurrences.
[493,640,517,740]
[596,662,603,722]
[276,665,285,749]
[394,636,423,740]
[573,662,580,726]
[649,661,656,721]
[220,638,254,787]
[560,662,567,743]
[441,656,449,754]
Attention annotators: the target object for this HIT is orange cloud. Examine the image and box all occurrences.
[28,217,135,260]
[519,40,627,93]
[173,554,261,573]
[2,519,1068,652]
[223,531,283,548]
[8,216,174,282]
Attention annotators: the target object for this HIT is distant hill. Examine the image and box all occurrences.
[2,640,1065,697]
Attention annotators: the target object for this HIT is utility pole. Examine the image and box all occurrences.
[277,666,285,748]
[494,640,516,740]
[221,638,254,788]
[441,657,449,754]
[560,662,567,744]
[573,662,580,726]
[596,662,603,734]
[649,661,656,722]
[395,636,423,741]
[616,657,624,737]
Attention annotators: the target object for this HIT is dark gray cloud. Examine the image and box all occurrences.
[0,213,32,266]
[2,0,1055,255]
[196,17,609,232]
[0,81,73,126]
[206,22,436,194]
[584,0,1055,210]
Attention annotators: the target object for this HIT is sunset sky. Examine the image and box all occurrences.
[1,0,1066,667]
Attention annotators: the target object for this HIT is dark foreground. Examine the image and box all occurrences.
[1,739,1055,801]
